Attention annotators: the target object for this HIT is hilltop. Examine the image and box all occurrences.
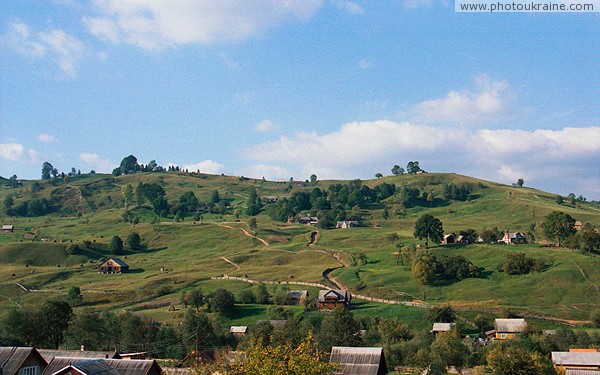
[1,170,600,328]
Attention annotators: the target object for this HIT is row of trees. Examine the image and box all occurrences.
[390,160,423,176]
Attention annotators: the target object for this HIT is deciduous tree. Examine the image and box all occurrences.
[543,211,576,247]
[414,214,444,248]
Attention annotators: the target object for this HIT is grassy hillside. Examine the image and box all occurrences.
[1,171,599,328]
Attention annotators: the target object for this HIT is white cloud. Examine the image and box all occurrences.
[79,153,115,173]
[254,119,278,132]
[4,19,85,78]
[0,143,25,161]
[415,74,511,124]
[84,1,323,50]
[358,59,372,69]
[182,160,225,175]
[333,1,364,14]
[38,133,58,143]
[245,119,600,198]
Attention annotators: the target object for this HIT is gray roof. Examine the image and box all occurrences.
[330,347,387,375]
[494,318,527,333]
[229,326,248,334]
[552,352,600,366]
[289,290,308,300]
[43,358,160,375]
[60,360,121,375]
[431,323,455,332]
[0,347,45,375]
[2,225,14,230]
[108,258,129,267]
[566,370,600,375]
[38,350,120,363]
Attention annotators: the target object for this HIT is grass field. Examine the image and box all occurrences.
[1,171,599,329]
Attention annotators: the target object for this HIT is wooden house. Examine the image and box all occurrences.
[330,347,388,375]
[98,258,129,274]
[2,225,14,234]
[0,347,47,375]
[298,215,319,226]
[50,359,120,375]
[38,350,120,364]
[318,289,351,310]
[552,351,600,373]
[431,322,456,334]
[494,318,527,340]
[500,232,527,244]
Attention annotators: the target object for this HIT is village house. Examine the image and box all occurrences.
[456,235,470,244]
[500,232,527,244]
[38,349,120,363]
[336,221,359,229]
[0,347,47,375]
[431,322,456,334]
[318,289,351,310]
[289,290,308,305]
[98,258,129,274]
[330,347,388,375]
[494,318,527,340]
[552,351,600,373]
[442,234,455,244]
[298,215,319,226]
[2,224,14,234]
[42,358,161,375]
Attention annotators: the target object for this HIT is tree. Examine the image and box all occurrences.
[247,188,262,216]
[382,207,389,220]
[210,190,220,204]
[555,195,563,205]
[375,172,383,179]
[3,195,14,215]
[119,155,139,175]
[42,162,54,180]
[65,243,80,255]
[310,174,318,184]
[430,330,467,368]
[502,252,535,275]
[580,225,600,254]
[543,211,576,247]
[516,178,524,187]
[181,309,216,352]
[208,288,235,315]
[40,300,72,349]
[427,305,456,323]
[414,214,443,248]
[412,250,437,285]
[189,289,205,311]
[126,232,141,250]
[391,165,404,176]
[135,182,146,207]
[67,286,83,306]
[317,307,362,351]
[427,192,434,206]
[108,235,124,254]
[481,227,501,243]
[255,283,270,304]
[248,217,257,230]
[486,345,542,375]
[406,161,421,174]
[122,184,134,210]
[68,309,105,350]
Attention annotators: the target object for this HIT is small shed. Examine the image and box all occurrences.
[494,318,527,340]
[98,258,129,274]
[330,347,388,375]
[2,225,14,233]
[289,290,308,304]
[229,326,248,336]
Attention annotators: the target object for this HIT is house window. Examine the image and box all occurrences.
[20,366,38,375]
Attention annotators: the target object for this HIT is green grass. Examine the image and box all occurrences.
[1,171,600,329]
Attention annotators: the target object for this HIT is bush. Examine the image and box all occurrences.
[127,232,141,250]
[502,252,535,275]
[108,235,124,254]
[65,243,80,255]
[591,310,600,328]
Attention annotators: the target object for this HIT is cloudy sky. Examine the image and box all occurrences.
[1,1,599,199]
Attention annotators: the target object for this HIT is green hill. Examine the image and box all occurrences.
[1,171,599,327]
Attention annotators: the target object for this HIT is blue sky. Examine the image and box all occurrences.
[1,1,599,199]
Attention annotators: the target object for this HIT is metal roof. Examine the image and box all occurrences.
[229,326,248,334]
[494,318,527,333]
[60,360,121,375]
[330,347,387,375]
[42,358,160,375]
[107,258,129,267]
[0,347,44,375]
[552,352,600,366]
[318,289,348,302]
[38,350,120,363]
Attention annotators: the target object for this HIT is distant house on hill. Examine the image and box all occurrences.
[2,224,14,233]
[0,347,47,375]
[330,347,388,375]
[318,289,351,310]
[298,215,319,226]
[98,258,129,274]
[336,221,359,229]
[500,232,527,244]
[494,318,527,340]
[442,234,455,244]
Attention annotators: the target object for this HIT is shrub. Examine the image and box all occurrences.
[65,243,80,255]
